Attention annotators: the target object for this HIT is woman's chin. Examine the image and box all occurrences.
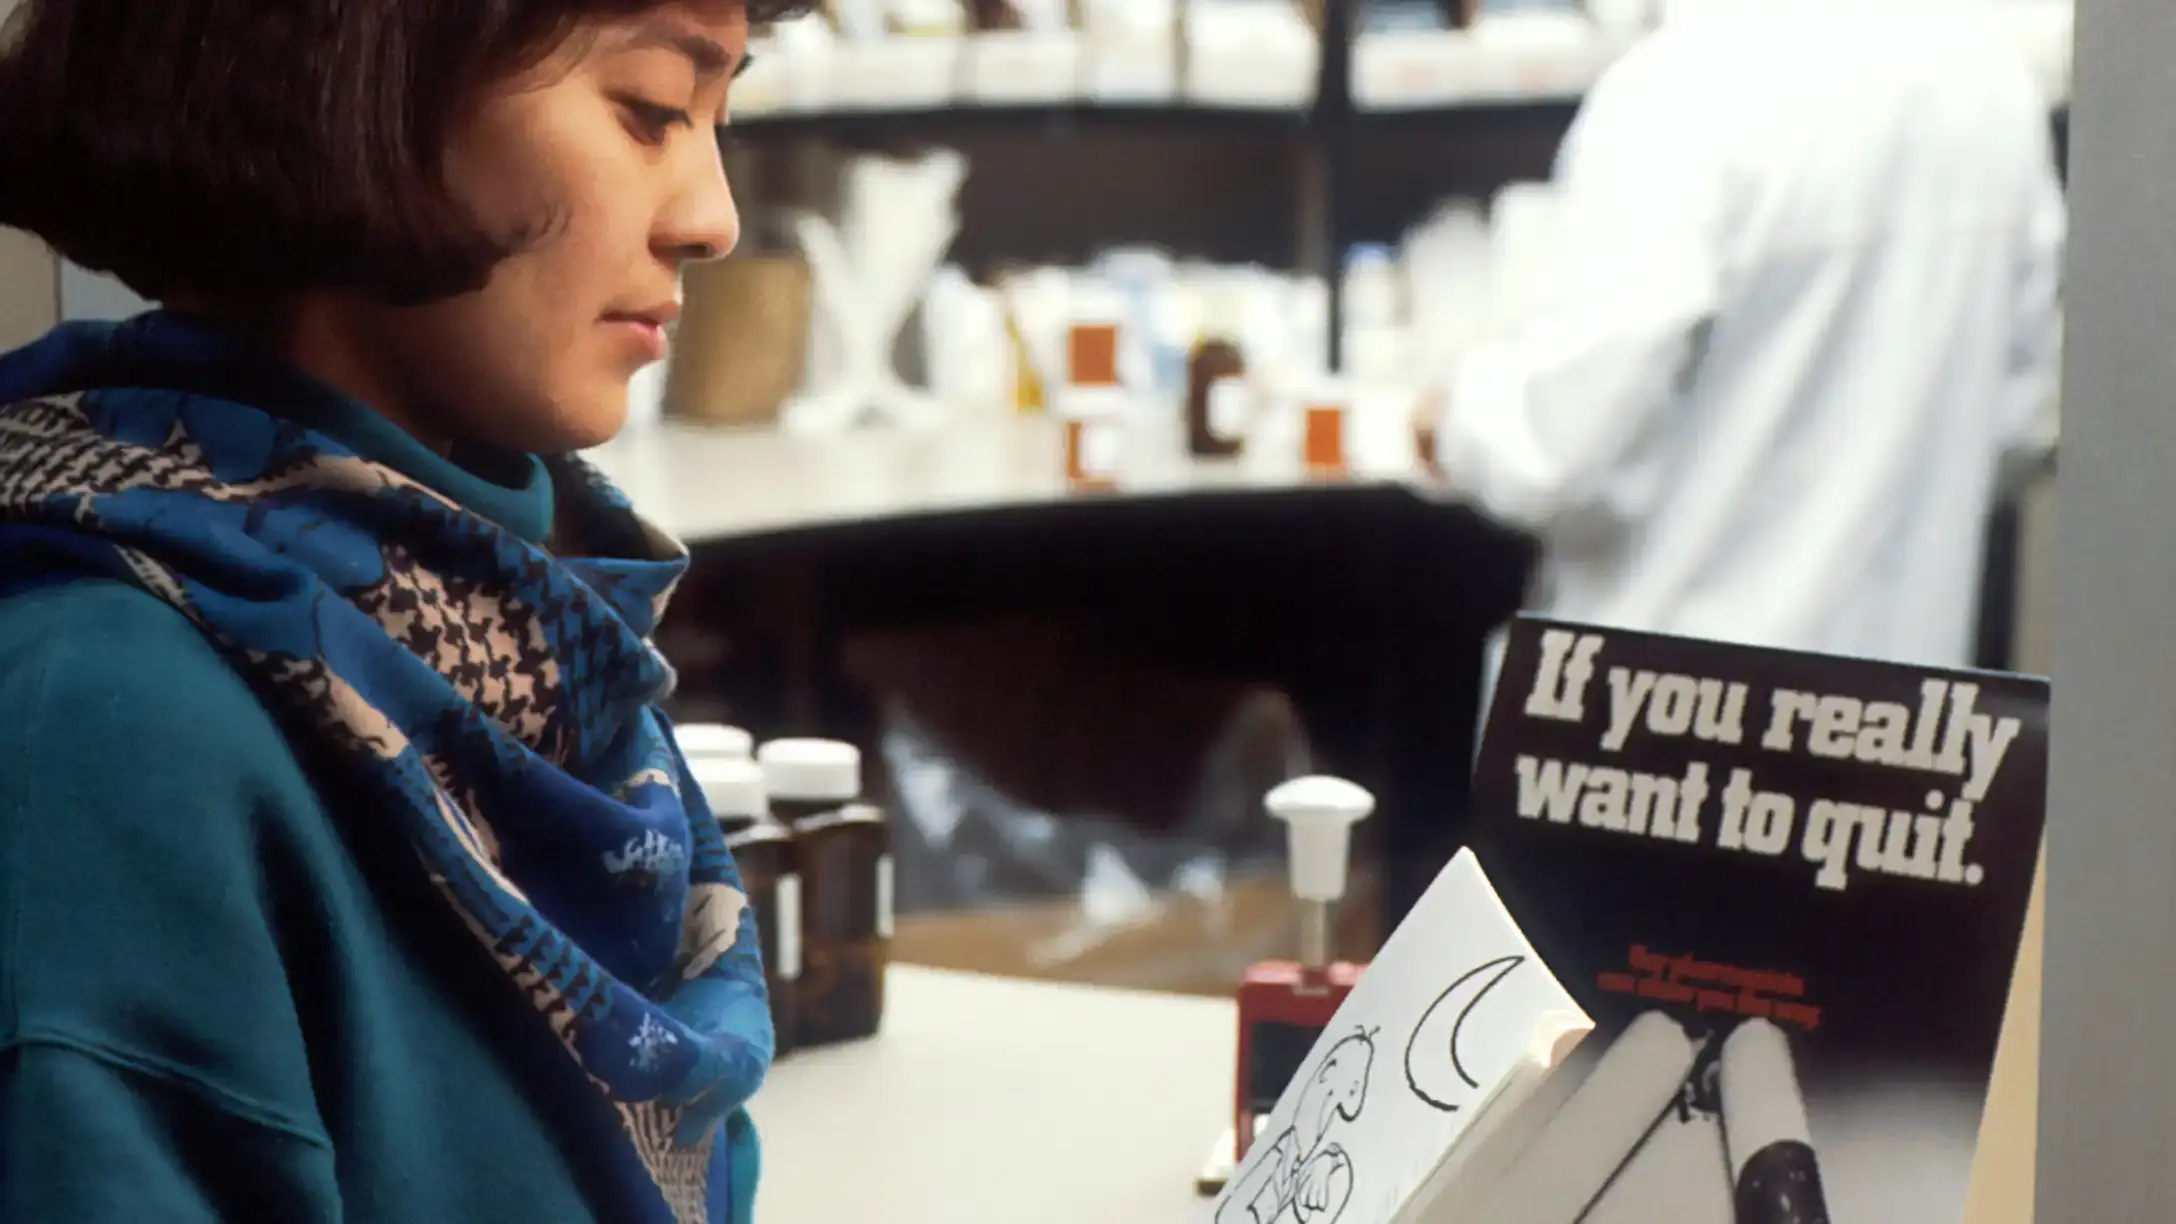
[556,411,626,454]
[448,368,636,456]
[531,386,630,455]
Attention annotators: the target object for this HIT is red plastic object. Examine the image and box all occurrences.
[1233,959,1366,1162]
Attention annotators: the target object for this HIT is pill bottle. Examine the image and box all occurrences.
[1185,289,1248,459]
[675,722,754,764]
[757,738,891,1047]
[694,755,801,1054]
[1059,320,1127,492]
[693,755,768,835]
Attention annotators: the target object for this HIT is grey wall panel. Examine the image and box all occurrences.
[2040,0,2176,1217]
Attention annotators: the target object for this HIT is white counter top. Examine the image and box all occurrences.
[582,417,1437,544]
[748,942,2039,1224]
[748,965,1230,1224]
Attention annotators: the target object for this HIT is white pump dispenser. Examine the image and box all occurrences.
[1265,775,1375,969]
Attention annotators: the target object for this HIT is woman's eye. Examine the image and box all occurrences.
[622,99,692,144]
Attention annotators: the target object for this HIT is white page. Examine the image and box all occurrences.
[1459,1011,1704,1224]
[1393,1012,1590,1224]
[1206,849,1589,1224]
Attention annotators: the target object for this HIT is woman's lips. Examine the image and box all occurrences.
[604,316,669,362]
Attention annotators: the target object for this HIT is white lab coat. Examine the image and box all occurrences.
[1438,0,2064,671]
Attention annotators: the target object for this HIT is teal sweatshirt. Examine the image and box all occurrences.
[0,389,760,1220]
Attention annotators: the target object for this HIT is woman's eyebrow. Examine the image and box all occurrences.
[733,52,755,81]
[624,20,732,78]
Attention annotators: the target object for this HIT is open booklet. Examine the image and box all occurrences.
[1205,848,1596,1224]
[1207,615,2049,1224]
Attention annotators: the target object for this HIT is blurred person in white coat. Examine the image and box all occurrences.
[1432,0,2064,674]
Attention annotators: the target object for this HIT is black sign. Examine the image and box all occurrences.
[1466,616,2048,1221]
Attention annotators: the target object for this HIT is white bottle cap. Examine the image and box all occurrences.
[675,722,753,762]
[756,738,862,803]
[691,756,766,820]
[1266,775,1375,903]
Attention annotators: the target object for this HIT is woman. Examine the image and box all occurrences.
[0,2,800,1220]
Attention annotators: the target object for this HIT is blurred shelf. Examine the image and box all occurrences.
[1346,97,1582,136]
[728,101,1320,145]
[720,97,1588,155]
[582,416,1450,545]
[728,94,2067,153]
[726,2,2069,146]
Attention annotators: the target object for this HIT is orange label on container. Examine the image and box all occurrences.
[1304,404,1346,473]
[1069,324,1119,388]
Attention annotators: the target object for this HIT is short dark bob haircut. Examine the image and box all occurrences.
[0,1,807,306]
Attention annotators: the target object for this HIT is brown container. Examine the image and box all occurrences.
[724,817,802,1055]
[665,254,813,427]
[1186,338,1247,458]
[776,799,891,1047]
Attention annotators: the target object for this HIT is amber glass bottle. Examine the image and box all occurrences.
[757,739,890,1047]
[695,756,801,1055]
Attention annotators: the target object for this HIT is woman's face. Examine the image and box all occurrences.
[299,2,750,454]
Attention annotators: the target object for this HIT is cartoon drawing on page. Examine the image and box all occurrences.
[1207,851,1592,1224]
[1217,1027,1379,1224]
[1404,954,1528,1112]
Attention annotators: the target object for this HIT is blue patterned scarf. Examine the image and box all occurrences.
[0,313,771,1223]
